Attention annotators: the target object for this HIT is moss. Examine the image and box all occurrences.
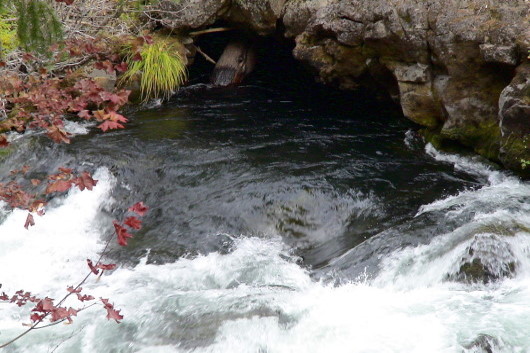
[0,10,18,56]
[401,12,412,24]
[500,133,530,177]
[455,258,515,284]
[440,121,501,161]
[459,259,488,282]
[0,146,12,159]
[412,115,439,128]
[425,120,530,178]
[420,128,472,153]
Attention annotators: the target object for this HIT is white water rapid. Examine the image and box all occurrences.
[1,145,530,353]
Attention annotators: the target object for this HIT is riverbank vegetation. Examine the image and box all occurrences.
[120,37,187,102]
[0,0,187,121]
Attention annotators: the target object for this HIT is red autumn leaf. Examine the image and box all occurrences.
[33,297,55,313]
[98,120,124,132]
[68,307,78,317]
[50,306,76,322]
[94,60,114,74]
[0,292,8,300]
[24,213,35,229]
[31,179,41,186]
[124,216,142,230]
[21,52,35,61]
[0,135,9,147]
[114,221,133,246]
[100,92,129,107]
[30,313,44,322]
[77,293,95,302]
[101,298,123,323]
[128,202,148,216]
[46,180,72,194]
[142,35,153,45]
[114,62,128,73]
[69,47,81,56]
[96,263,116,271]
[47,125,71,144]
[86,259,100,275]
[58,167,73,174]
[77,110,91,119]
[74,172,98,191]
[29,200,45,215]
[9,166,28,175]
[0,61,6,67]
[67,286,81,294]
[106,111,128,123]
[132,52,142,62]
[93,109,107,121]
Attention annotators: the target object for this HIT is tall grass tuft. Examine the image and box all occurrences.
[120,39,187,103]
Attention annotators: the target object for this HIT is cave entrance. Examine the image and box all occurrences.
[189,26,311,89]
[187,25,400,114]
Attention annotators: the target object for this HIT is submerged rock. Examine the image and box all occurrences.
[463,334,501,353]
[448,234,517,284]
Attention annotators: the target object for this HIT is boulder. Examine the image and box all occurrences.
[463,334,500,353]
[498,63,530,174]
[448,234,517,284]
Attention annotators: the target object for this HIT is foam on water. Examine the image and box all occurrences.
[2,146,530,353]
[5,121,93,145]
[425,143,507,185]
[0,168,115,334]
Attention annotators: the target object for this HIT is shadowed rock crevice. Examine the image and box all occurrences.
[151,0,529,175]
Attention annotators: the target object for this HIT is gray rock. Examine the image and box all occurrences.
[153,0,530,174]
[448,234,517,284]
[87,69,116,92]
[463,334,501,353]
[480,44,518,66]
[498,63,530,173]
[156,0,230,30]
[393,63,430,83]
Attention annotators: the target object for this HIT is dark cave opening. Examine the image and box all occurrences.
[186,25,402,115]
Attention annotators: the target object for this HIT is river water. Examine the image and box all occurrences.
[1,75,530,352]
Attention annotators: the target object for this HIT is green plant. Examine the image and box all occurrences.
[120,39,187,102]
[0,11,17,55]
[16,0,62,52]
[0,0,63,54]
[521,159,530,169]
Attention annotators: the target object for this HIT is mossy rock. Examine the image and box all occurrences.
[448,234,517,284]
[499,133,530,178]
[440,121,501,162]
[452,258,515,284]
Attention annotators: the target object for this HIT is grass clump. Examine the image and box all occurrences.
[0,16,17,55]
[0,7,17,56]
[120,39,187,102]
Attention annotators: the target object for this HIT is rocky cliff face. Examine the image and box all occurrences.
[154,0,530,175]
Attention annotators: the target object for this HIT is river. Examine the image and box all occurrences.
[0,73,529,352]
